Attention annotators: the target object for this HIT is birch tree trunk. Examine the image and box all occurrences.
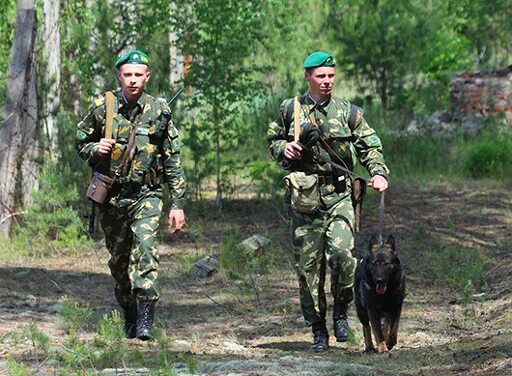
[42,0,61,160]
[169,3,183,90]
[0,0,38,237]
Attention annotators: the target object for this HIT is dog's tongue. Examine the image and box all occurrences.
[376,284,387,295]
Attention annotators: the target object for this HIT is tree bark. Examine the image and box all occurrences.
[0,0,38,237]
[42,0,61,160]
[169,3,184,90]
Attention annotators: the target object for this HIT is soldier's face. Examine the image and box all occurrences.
[118,64,150,101]
[305,66,335,100]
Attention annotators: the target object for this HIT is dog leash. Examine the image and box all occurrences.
[378,191,386,244]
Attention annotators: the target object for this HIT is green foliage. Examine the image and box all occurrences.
[9,163,91,255]
[57,297,94,333]
[4,297,201,373]
[246,159,285,198]
[326,0,499,115]
[461,134,512,179]
[429,246,487,293]
[0,0,15,98]
[383,134,460,180]
[171,0,276,205]
[91,312,127,368]
[448,0,512,68]
[5,358,30,376]
[178,352,198,374]
[153,333,177,375]
[8,321,52,365]
[61,330,92,369]
[408,226,487,297]
[220,233,270,279]
[219,232,273,306]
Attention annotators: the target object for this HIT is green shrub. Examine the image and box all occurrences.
[57,297,94,332]
[462,135,512,179]
[5,359,30,376]
[7,163,91,256]
[382,134,461,180]
[246,159,285,198]
[219,232,273,306]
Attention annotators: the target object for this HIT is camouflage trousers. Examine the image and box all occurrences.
[99,193,162,309]
[291,194,357,328]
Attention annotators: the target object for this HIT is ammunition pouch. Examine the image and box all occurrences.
[284,171,321,214]
[334,174,347,193]
[86,171,114,204]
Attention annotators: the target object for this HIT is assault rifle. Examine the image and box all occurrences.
[168,87,184,107]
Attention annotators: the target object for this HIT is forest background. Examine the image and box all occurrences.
[0,0,511,245]
[0,1,512,374]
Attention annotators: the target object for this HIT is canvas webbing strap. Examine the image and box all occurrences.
[293,96,300,142]
[105,91,114,139]
[307,103,366,181]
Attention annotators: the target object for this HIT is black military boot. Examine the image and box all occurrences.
[136,300,155,341]
[123,304,138,339]
[310,323,329,352]
[333,299,349,342]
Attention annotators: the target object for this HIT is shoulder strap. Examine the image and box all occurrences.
[285,95,304,138]
[104,91,115,139]
[348,103,362,132]
[293,96,301,142]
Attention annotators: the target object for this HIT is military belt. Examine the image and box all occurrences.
[111,179,145,197]
[318,174,347,193]
[318,174,347,186]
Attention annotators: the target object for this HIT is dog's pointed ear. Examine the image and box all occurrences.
[385,235,396,251]
[369,236,380,251]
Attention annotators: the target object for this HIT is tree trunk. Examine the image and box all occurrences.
[169,3,183,89]
[213,101,222,210]
[42,0,61,160]
[0,0,38,237]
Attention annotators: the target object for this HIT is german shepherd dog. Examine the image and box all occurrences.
[355,235,405,353]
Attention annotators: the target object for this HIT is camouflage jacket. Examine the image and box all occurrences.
[268,93,389,202]
[76,90,186,209]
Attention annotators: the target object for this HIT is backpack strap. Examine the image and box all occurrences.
[348,103,363,132]
[104,91,115,139]
[286,95,305,138]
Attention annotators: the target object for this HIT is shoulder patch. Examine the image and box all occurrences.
[367,135,381,147]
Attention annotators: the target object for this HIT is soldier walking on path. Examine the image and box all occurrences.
[268,51,389,352]
[76,50,186,341]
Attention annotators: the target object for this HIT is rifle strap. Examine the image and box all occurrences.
[116,106,145,178]
[293,96,300,142]
[307,103,366,181]
[105,91,114,139]
[290,95,365,181]
[88,91,114,184]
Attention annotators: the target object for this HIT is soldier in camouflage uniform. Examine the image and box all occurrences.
[76,50,186,341]
[268,51,389,352]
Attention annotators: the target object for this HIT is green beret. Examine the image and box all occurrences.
[115,50,150,69]
[303,51,336,69]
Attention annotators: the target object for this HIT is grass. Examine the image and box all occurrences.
[3,299,195,374]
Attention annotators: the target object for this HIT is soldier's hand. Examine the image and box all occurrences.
[168,209,185,234]
[97,138,116,157]
[284,142,303,160]
[368,175,388,192]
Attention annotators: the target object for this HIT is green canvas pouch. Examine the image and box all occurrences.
[284,171,321,214]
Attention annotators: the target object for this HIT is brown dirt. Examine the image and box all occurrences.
[1,183,511,375]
